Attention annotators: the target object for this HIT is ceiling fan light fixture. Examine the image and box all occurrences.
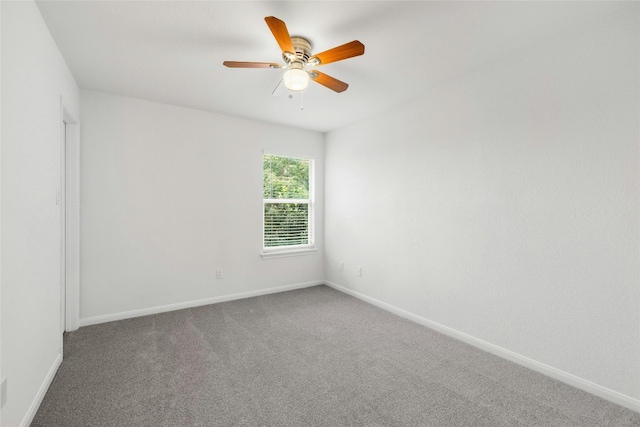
[224,17,364,94]
[283,63,309,91]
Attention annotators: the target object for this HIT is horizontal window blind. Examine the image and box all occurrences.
[264,202,310,247]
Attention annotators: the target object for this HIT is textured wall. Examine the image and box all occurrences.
[325,6,639,400]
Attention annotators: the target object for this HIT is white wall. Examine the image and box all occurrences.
[1,1,79,426]
[79,90,324,323]
[0,2,4,427]
[325,5,639,405]
[0,2,3,424]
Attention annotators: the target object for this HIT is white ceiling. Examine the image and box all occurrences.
[36,1,623,133]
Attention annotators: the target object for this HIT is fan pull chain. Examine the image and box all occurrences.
[300,90,304,111]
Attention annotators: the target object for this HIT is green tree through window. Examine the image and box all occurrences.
[263,154,313,248]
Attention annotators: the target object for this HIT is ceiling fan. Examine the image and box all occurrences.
[223,16,365,93]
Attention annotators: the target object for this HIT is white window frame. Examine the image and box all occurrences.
[261,153,317,259]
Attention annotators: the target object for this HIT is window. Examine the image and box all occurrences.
[263,154,315,256]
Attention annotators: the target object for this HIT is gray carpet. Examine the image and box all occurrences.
[33,285,639,426]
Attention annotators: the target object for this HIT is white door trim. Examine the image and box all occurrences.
[61,100,80,332]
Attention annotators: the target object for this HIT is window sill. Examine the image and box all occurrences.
[261,247,318,259]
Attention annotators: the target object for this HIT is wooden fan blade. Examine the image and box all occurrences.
[310,40,364,66]
[265,16,294,53]
[223,61,281,68]
[310,71,349,93]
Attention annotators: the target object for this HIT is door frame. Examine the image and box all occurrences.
[61,99,80,333]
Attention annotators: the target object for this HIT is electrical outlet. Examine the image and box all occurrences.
[357,266,362,277]
[216,269,223,279]
[339,262,344,272]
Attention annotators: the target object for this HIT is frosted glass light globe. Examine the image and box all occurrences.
[283,65,309,91]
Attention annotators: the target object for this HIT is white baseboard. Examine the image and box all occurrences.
[79,280,324,327]
[325,281,640,414]
[20,352,62,427]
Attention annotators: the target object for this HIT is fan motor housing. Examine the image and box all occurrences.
[283,36,312,65]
